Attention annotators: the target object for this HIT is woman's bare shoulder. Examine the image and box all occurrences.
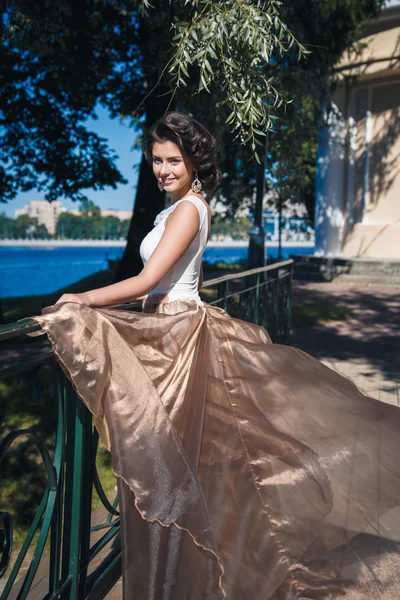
[180,193,211,217]
[165,198,200,229]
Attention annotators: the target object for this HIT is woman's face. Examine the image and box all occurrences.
[152,141,194,197]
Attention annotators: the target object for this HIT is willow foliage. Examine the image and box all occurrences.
[141,0,308,160]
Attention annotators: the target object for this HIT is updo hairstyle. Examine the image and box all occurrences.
[143,112,221,192]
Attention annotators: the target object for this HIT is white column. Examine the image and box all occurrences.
[314,107,346,256]
[362,109,372,223]
[346,116,357,226]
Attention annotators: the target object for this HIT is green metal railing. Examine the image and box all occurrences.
[0,259,292,599]
[204,259,293,344]
[0,359,121,600]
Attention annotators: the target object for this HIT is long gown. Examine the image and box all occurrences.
[32,196,400,599]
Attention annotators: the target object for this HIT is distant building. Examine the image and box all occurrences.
[15,201,133,236]
[99,209,132,220]
[15,200,62,235]
[315,0,400,259]
[263,207,314,243]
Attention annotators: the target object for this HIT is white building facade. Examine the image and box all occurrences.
[15,200,63,235]
[315,0,400,259]
[61,208,132,220]
[15,201,133,236]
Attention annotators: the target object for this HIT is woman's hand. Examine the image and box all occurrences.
[55,293,88,306]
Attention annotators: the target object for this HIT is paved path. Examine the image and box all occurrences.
[290,281,399,406]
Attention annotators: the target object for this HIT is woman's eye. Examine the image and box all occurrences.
[152,158,180,164]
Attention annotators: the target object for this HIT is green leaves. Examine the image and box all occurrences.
[0,0,386,208]
[165,0,308,153]
[0,0,140,202]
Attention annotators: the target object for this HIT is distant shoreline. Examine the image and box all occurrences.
[0,239,315,249]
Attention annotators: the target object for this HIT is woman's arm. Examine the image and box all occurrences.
[55,202,200,308]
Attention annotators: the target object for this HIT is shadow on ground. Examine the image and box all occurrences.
[290,282,399,388]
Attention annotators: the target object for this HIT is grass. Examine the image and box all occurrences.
[0,371,117,571]
[292,292,350,328]
[1,270,117,568]
[203,260,245,272]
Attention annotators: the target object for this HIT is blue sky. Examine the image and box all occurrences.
[1,106,142,218]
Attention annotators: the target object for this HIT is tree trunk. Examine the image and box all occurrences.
[113,0,178,283]
[114,151,164,281]
[114,93,174,282]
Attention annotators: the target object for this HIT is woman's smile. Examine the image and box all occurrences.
[151,140,195,201]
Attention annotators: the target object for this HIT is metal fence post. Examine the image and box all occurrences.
[268,268,278,342]
[217,280,228,312]
[285,263,293,343]
[61,380,93,599]
[254,272,260,325]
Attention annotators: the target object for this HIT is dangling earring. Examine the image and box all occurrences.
[158,180,164,192]
[191,171,202,194]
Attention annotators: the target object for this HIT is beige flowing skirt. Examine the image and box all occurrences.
[33,300,400,599]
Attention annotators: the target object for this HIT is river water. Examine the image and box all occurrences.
[0,245,314,298]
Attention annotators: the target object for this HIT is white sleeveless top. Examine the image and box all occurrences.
[139,196,209,305]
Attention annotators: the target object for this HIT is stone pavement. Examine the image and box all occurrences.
[290,281,399,406]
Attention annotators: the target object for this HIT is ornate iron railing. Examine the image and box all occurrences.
[203,259,293,344]
[0,355,121,600]
[0,259,292,599]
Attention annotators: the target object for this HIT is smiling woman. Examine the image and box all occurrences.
[143,111,221,195]
[151,143,190,193]
[30,111,400,600]
[53,112,218,309]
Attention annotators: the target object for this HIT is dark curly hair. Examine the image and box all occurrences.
[143,112,221,192]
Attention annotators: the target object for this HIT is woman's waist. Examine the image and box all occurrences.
[150,281,200,299]
[143,287,202,313]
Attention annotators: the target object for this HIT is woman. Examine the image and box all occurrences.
[34,112,400,599]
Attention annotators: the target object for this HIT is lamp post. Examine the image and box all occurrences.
[278,196,283,260]
[247,133,267,269]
